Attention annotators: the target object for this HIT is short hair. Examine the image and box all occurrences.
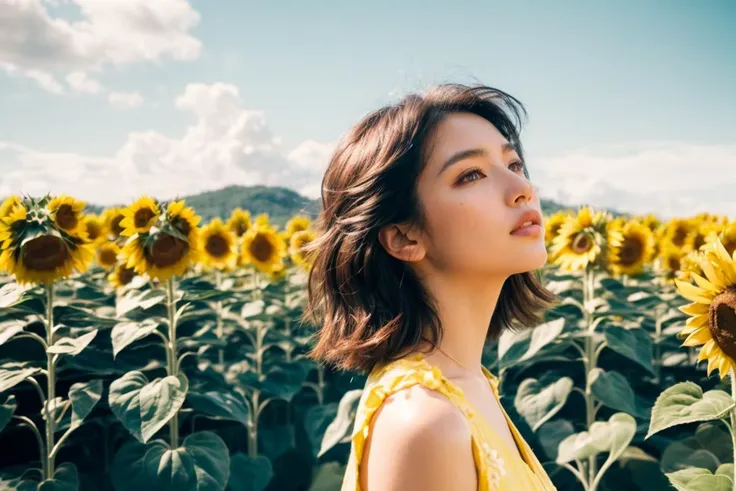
[301,83,556,373]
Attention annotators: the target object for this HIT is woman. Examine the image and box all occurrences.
[303,84,558,490]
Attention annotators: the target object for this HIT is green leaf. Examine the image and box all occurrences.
[304,404,338,458]
[46,330,98,356]
[308,462,345,491]
[665,466,733,491]
[499,318,565,366]
[604,326,655,375]
[226,453,272,491]
[116,289,166,317]
[556,412,636,464]
[111,431,230,491]
[0,394,17,433]
[590,368,645,417]
[0,320,24,347]
[514,377,573,432]
[109,371,188,443]
[318,389,362,458]
[68,379,103,431]
[646,382,735,438]
[241,300,265,319]
[38,462,79,491]
[111,320,161,358]
[186,391,248,424]
[0,365,42,394]
[661,423,732,473]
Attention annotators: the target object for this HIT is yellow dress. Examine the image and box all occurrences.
[340,352,557,491]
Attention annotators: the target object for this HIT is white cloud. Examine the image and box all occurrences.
[530,141,736,218]
[66,71,102,94]
[108,91,143,108]
[0,83,333,205]
[0,0,201,92]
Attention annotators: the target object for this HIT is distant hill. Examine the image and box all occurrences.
[80,185,601,227]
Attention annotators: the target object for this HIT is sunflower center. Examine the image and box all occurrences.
[618,237,644,266]
[692,233,706,251]
[148,234,188,267]
[250,234,274,262]
[666,255,681,271]
[118,266,135,286]
[99,248,118,266]
[21,236,70,271]
[205,234,229,258]
[134,208,156,229]
[234,220,248,236]
[708,286,736,360]
[111,216,125,238]
[86,221,101,241]
[56,204,78,231]
[173,217,191,237]
[571,232,593,254]
[673,226,688,247]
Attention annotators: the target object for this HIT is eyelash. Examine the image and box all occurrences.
[457,161,526,184]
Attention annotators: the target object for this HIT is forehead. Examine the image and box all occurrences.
[424,113,511,165]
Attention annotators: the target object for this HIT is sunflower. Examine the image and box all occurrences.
[254,213,270,228]
[81,214,106,245]
[289,229,316,269]
[48,195,86,238]
[0,195,22,218]
[267,261,287,282]
[285,215,311,236]
[198,218,237,270]
[641,214,661,232]
[706,221,736,257]
[120,196,160,236]
[0,196,93,285]
[121,200,200,281]
[608,220,655,277]
[108,263,137,289]
[227,208,252,237]
[662,218,693,250]
[97,242,121,269]
[544,211,571,246]
[675,239,736,379]
[549,206,614,271]
[103,207,126,241]
[241,224,286,274]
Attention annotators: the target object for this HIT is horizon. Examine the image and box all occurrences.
[1,0,734,218]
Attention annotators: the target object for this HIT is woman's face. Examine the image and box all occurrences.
[415,112,547,279]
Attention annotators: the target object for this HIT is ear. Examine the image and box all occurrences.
[378,223,426,263]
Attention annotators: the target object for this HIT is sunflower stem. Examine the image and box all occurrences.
[215,270,224,367]
[45,282,56,480]
[731,369,736,488]
[166,278,179,449]
[583,267,598,488]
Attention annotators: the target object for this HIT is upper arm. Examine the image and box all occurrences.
[359,385,477,491]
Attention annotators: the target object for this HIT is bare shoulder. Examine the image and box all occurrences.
[359,384,477,491]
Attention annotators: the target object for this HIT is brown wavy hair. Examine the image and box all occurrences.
[301,83,556,373]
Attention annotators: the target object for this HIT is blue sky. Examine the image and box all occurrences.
[0,0,734,216]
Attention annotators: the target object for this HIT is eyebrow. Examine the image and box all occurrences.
[437,142,519,176]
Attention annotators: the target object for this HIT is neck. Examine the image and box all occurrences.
[419,271,506,374]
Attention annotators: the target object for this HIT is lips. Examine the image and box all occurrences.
[511,209,543,233]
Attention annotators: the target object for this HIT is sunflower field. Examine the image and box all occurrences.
[0,193,735,491]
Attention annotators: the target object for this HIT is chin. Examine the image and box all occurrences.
[516,243,548,272]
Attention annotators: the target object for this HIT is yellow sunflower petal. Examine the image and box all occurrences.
[697,339,717,362]
[684,314,709,329]
[675,279,715,304]
[689,272,718,295]
[681,326,711,347]
[679,302,710,316]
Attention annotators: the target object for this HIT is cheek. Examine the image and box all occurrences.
[426,195,508,261]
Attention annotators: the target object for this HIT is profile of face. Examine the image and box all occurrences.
[396,112,547,280]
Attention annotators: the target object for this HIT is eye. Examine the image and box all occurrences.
[457,167,485,184]
[509,160,526,173]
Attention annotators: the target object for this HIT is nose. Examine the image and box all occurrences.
[507,173,534,206]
